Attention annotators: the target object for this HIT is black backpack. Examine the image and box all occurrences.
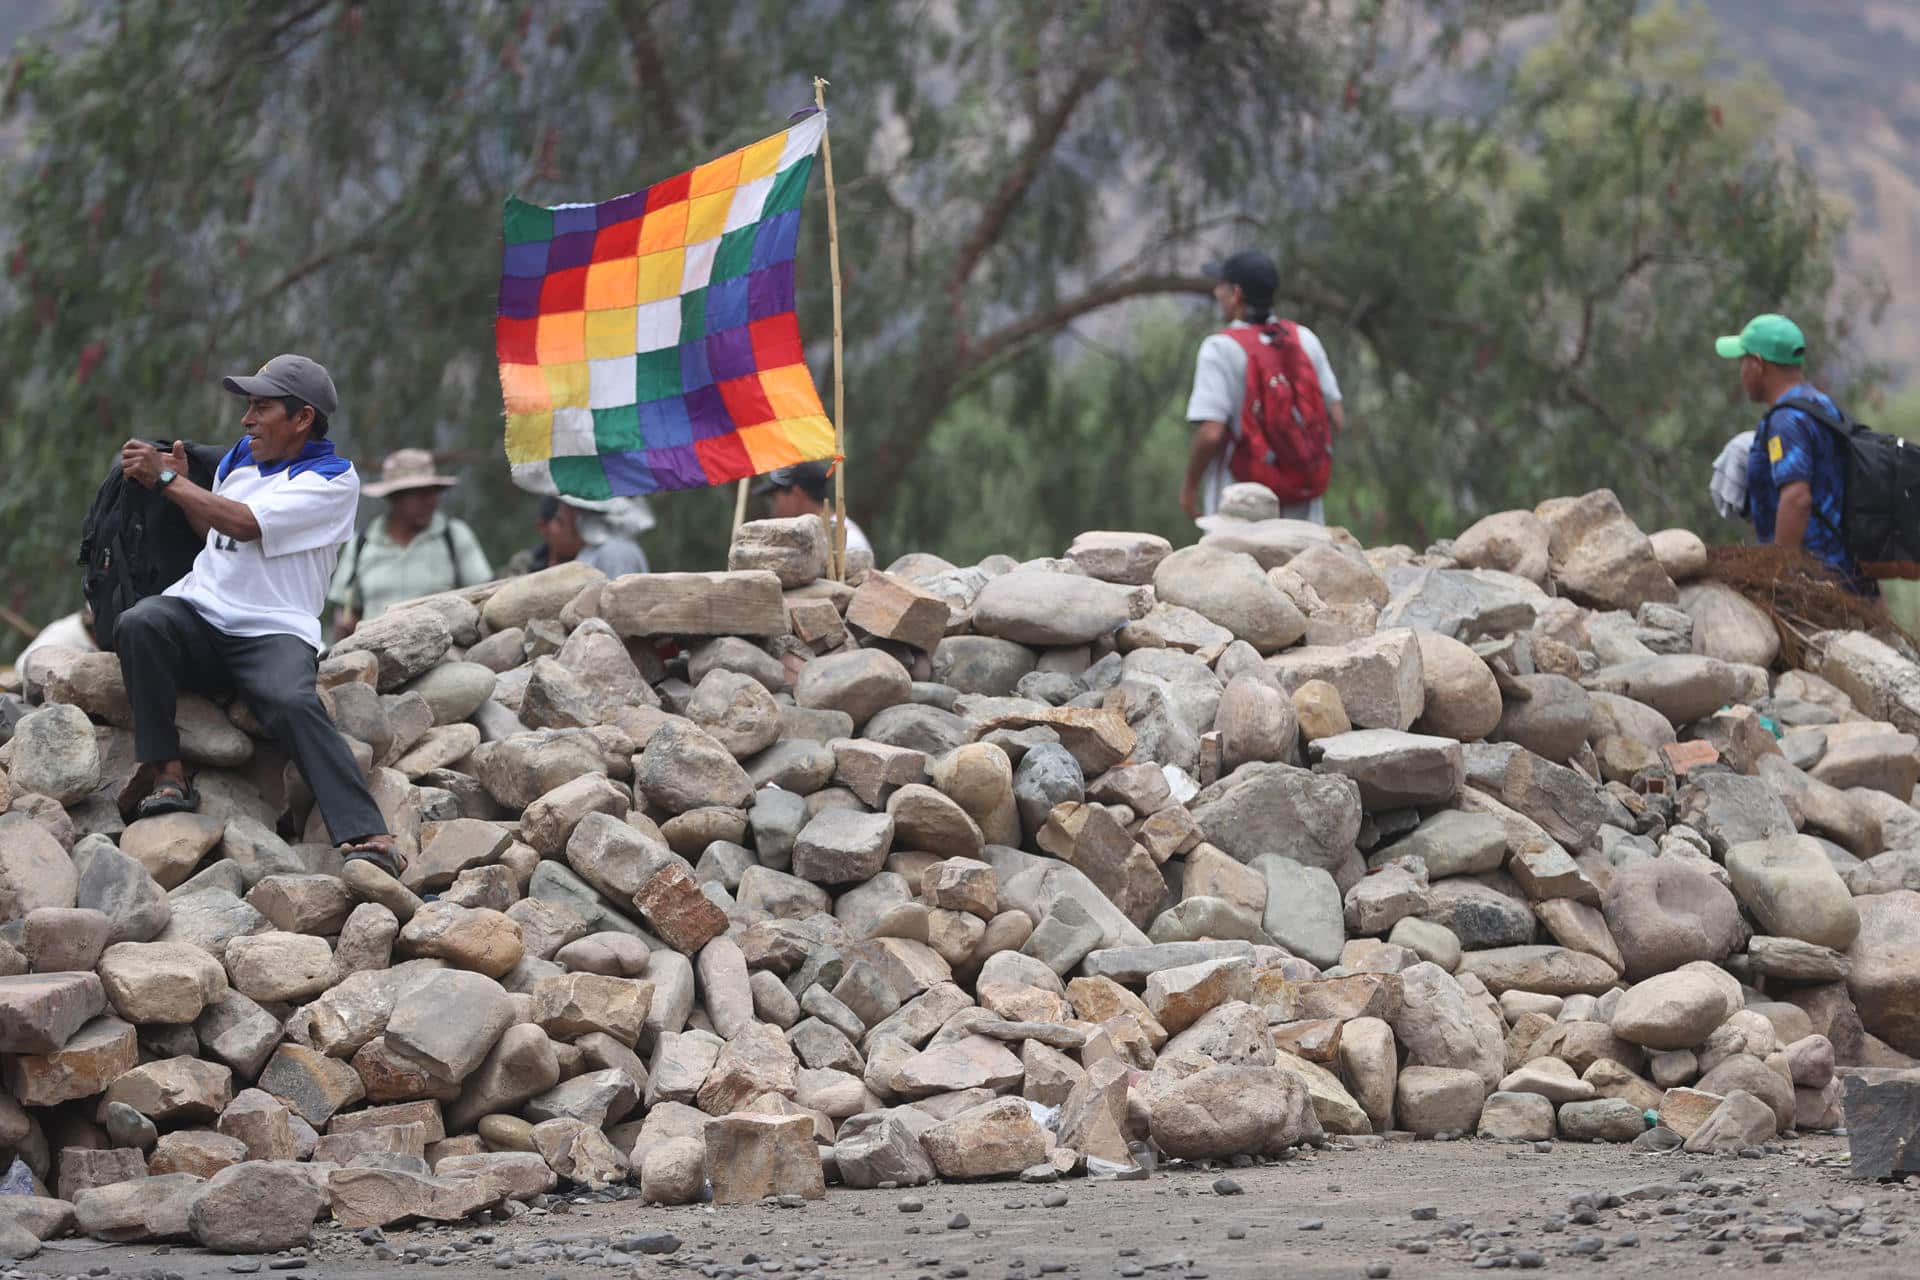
[78,440,229,648]
[1763,398,1920,574]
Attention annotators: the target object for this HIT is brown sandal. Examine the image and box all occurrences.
[340,839,408,879]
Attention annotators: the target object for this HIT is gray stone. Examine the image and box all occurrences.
[971,571,1138,647]
[1251,855,1345,967]
[1190,762,1362,879]
[1154,546,1306,654]
[9,702,100,804]
[1387,810,1507,878]
[1312,729,1463,809]
[188,1160,324,1253]
[74,844,170,944]
[793,810,895,884]
[1558,1097,1646,1142]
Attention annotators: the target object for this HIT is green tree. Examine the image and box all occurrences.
[0,0,1867,658]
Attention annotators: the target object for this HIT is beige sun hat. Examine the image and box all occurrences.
[362,447,459,498]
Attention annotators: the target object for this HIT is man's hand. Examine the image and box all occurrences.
[1180,481,1202,520]
[334,607,360,640]
[120,439,162,489]
[119,439,188,490]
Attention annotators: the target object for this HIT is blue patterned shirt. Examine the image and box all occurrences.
[1746,383,1852,577]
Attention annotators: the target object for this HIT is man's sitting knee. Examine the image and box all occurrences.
[250,686,321,732]
[113,597,166,651]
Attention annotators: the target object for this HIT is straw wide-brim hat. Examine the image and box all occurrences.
[363,447,460,498]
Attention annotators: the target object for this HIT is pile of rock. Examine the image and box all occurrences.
[3,485,1918,1259]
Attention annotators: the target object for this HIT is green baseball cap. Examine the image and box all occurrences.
[1714,314,1806,365]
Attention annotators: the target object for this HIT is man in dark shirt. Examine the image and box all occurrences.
[1717,313,1858,584]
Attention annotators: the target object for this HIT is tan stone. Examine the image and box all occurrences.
[704,1112,824,1204]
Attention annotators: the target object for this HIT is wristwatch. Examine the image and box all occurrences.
[157,469,176,488]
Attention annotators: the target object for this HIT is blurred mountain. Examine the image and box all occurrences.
[1701,0,1920,387]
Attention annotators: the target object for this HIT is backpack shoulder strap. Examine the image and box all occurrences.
[1763,396,1849,436]
[1215,326,1265,355]
[444,522,463,590]
[345,528,371,613]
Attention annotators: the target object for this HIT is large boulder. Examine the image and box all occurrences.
[1148,1064,1321,1158]
[970,571,1136,647]
[9,703,100,803]
[1601,857,1743,981]
[1310,729,1462,809]
[1153,546,1305,654]
[1410,633,1502,742]
[1846,891,1920,1056]
[1533,489,1677,610]
[1267,630,1424,731]
[1610,970,1738,1050]
[1680,582,1780,668]
[1725,836,1860,952]
[1189,763,1361,884]
[1811,631,1920,735]
[1450,510,1550,584]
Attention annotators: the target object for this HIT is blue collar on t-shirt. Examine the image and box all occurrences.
[215,437,351,485]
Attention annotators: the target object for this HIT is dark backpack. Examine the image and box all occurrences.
[1219,321,1333,504]
[78,441,228,648]
[1764,398,1920,574]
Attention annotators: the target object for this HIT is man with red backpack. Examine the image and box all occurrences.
[1181,251,1344,522]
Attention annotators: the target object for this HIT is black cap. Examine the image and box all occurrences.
[753,461,831,500]
[1206,250,1279,304]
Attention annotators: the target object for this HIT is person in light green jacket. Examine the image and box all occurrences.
[328,448,491,638]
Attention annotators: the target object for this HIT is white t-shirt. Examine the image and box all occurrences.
[1186,320,1342,517]
[165,441,361,651]
[839,515,873,558]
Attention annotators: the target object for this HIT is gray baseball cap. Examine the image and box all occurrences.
[221,353,338,417]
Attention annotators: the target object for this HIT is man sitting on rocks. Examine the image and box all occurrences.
[114,354,403,873]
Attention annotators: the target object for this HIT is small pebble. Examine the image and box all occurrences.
[1226,1227,1246,1241]
[900,1199,925,1214]
[1533,1142,1552,1153]
[1300,1220,1325,1232]
[1043,1191,1068,1209]
[1366,1265,1392,1279]
[948,1213,971,1231]
[1412,1206,1438,1221]
[1516,1251,1544,1269]
[1212,1178,1243,1197]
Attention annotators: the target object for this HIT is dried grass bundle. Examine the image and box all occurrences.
[1702,544,1916,668]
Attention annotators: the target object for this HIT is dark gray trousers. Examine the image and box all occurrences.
[115,595,387,845]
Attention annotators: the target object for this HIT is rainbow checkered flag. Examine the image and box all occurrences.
[495,112,834,498]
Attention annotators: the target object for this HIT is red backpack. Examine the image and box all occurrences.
[1220,321,1331,503]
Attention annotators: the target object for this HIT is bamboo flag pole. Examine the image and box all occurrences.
[731,477,750,539]
[814,75,848,582]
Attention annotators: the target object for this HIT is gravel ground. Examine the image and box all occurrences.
[12,1134,1920,1280]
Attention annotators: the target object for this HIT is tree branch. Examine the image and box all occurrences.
[944,8,1156,307]
[611,0,687,144]
[965,273,1214,369]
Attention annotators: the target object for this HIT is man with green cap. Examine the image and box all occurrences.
[1716,313,1858,584]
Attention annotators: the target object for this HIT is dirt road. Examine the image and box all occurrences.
[14,1135,1920,1280]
